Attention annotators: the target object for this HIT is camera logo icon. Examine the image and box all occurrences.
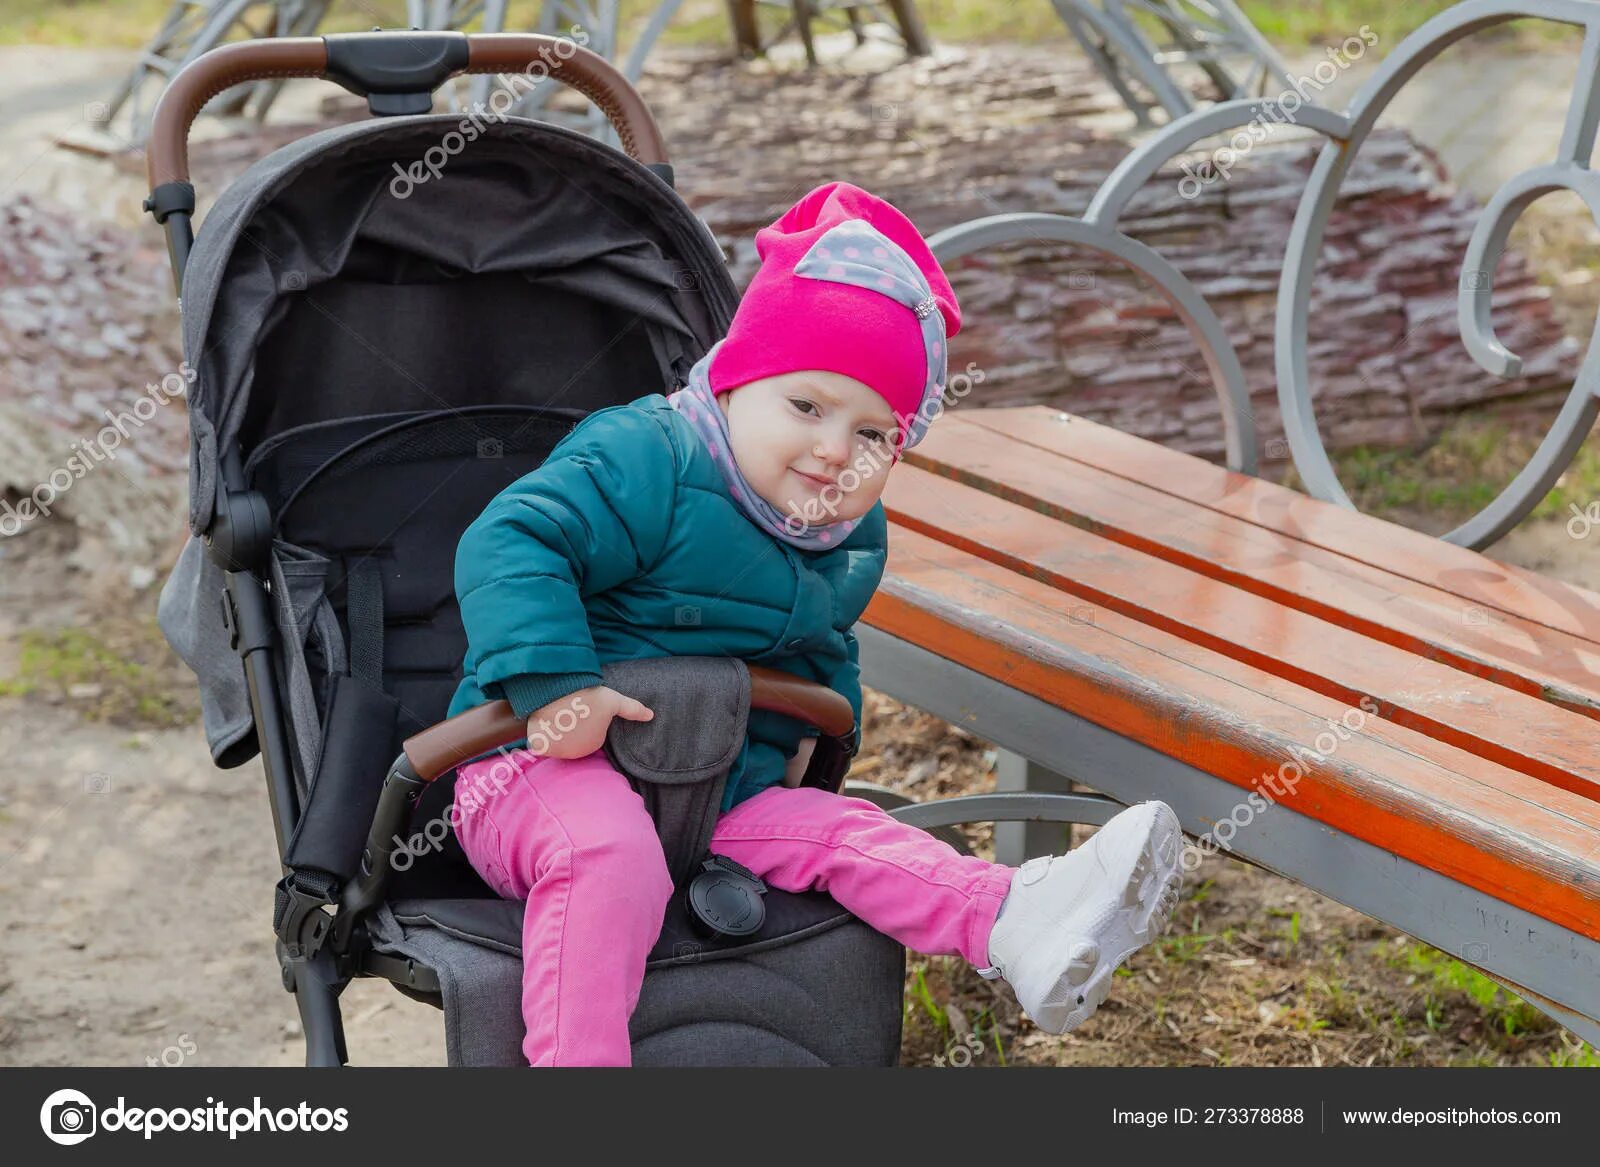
[40,1088,97,1145]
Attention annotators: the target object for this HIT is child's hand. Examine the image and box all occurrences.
[783,735,819,787]
[524,684,654,759]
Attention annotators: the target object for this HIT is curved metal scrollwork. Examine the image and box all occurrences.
[939,0,1600,549]
[928,212,1259,475]
[1275,0,1600,549]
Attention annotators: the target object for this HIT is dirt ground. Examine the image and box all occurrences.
[1,38,1597,1068]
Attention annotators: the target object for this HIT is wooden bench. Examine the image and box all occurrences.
[852,1,1600,1048]
[858,406,1600,1045]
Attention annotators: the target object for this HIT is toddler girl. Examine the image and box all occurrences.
[446,181,1183,1066]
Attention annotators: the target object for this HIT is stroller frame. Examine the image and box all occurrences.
[148,28,1121,1066]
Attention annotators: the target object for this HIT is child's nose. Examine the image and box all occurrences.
[814,429,851,466]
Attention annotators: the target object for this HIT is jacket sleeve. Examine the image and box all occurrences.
[454,407,680,719]
[802,503,887,743]
[801,627,864,743]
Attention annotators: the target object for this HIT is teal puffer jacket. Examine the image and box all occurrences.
[447,392,888,811]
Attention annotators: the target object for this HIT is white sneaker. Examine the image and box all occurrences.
[978,801,1183,1034]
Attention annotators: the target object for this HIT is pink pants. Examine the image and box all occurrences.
[451,747,1014,1066]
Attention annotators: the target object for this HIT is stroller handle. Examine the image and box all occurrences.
[401,664,856,782]
[145,31,670,191]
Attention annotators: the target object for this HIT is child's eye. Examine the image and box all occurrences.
[859,428,888,445]
[790,398,819,416]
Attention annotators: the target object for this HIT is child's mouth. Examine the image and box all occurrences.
[793,468,835,489]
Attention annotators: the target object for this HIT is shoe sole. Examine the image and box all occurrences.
[1028,802,1184,1034]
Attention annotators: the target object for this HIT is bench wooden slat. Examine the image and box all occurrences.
[870,526,1600,941]
[906,415,1600,719]
[881,463,1600,802]
[961,408,1600,646]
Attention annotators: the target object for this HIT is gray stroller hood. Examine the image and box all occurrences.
[161,112,737,767]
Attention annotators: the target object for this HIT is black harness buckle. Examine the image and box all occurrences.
[686,853,768,938]
[274,872,336,960]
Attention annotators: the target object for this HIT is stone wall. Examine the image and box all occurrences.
[641,44,1580,465]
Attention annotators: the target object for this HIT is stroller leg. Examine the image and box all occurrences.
[288,948,349,1067]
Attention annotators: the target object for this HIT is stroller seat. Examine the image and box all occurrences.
[365,656,906,1067]
[374,896,904,1066]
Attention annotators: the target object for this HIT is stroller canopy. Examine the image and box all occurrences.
[162,112,738,770]
[178,113,736,535]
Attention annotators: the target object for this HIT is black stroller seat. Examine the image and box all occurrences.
[150,32,907,1065]
[245,400,904,1064]
[244,393,905,1063]
[367,655,904,1067]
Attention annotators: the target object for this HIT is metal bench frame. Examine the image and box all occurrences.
[865,0,1600,1049]
[1048,0,1295,126]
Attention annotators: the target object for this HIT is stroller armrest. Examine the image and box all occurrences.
[744,664,856,740]
[402,663,854,782]
[334,661,857,952]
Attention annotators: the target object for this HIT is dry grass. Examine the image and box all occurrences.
[0,616,199,729]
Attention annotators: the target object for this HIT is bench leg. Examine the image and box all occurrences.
[993,750,1078,864]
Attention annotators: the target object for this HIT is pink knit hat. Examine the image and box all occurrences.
[707,182,962,459]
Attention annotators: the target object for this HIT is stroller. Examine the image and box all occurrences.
[151,30,1113,1066]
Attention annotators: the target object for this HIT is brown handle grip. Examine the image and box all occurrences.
[146,33,668,190]
[466,34,667,163]
[402,663,856,782]
[745,664,855,739]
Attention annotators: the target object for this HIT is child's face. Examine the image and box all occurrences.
[718,370,899,525]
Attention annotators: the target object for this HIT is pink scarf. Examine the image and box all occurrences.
[667,341,862,551]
